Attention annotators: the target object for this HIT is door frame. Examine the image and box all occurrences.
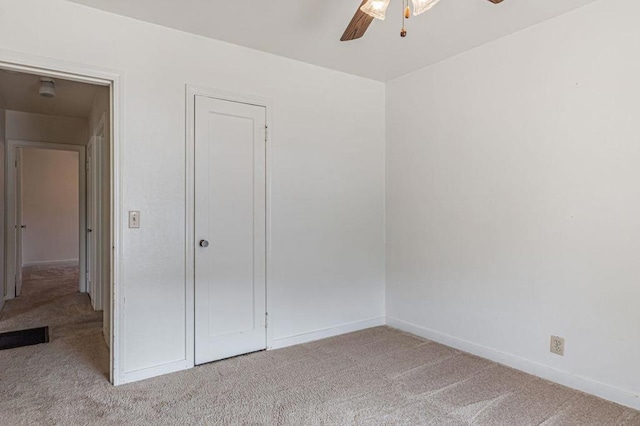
[0,50,123,385]
[6,141,87,297]
[185,85,273,368]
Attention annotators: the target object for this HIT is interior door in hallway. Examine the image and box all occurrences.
[194,96,267,365]
[86,139,100,309]
[15,148,24,296]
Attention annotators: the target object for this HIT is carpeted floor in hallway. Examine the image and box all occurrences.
[0,263,638,425]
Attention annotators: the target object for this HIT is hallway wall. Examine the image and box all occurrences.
[5,110,88,145]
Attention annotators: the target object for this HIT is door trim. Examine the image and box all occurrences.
[0,50,123,385]
[5,141,87,297]
[185,85,273,369]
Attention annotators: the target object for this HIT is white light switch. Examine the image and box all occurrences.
[129,211,140,228]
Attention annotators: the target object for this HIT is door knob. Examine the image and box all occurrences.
[199,240,209,248]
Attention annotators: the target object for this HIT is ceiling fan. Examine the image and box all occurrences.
[341,0,505,41]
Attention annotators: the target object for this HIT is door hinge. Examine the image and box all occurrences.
[265,312,268,328]
[265,125,268,142]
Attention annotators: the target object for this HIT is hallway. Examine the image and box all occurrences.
[0,263,103,336]
[0,263,109,422]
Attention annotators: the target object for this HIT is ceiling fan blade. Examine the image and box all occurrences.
[487,0,505,3]
[341,0,375,42]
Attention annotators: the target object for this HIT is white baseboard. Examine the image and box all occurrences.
[23,259,79,267]
[119,318,385,385]
[121,359,189,385]
[386,316,640,411]
[269,316,386,350]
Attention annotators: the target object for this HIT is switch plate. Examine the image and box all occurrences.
[129,211,140,228]
[550,335,565,356]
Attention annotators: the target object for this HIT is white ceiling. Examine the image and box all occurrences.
[0,70,99,118]
[65,0,599,81]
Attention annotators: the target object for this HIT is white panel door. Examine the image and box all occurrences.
[194,95,267,365]
[86,139,101,308]
[86,141,94,300]
[15,148,24,296]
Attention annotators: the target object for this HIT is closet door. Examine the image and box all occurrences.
[194,96,267,365]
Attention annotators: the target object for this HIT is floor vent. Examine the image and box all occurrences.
[0,326,50,350]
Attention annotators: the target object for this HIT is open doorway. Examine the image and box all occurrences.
[0,67,114,379]
[7,143,86,298]
[14,146,82,296]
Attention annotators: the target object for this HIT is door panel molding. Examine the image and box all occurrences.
[185,85,273,369]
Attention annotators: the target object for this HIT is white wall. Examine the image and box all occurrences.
[21,149,79,265]
[0,0,386,381]
[5,110,88,145]
[386,0,640,410]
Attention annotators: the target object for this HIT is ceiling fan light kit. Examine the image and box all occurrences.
[342,0,506,42]
[411,0,442,16]
[360,0,391,20]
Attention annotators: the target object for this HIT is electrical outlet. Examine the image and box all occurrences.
[550,335,565,356]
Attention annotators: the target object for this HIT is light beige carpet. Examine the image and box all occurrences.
[0,264,638,425]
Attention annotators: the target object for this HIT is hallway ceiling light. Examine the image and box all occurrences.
[39,77,56,98]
